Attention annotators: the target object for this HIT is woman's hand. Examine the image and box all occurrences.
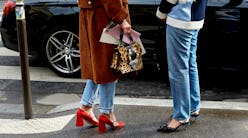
[120,19,131,35]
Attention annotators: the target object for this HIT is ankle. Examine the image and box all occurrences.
[80,105,93,112]
[80,106,97,118]
[191,110,200,115]
[102,112,116,122]
[109,112,117,122]
[168,119,189,128]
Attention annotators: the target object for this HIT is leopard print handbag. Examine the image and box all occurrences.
[110,40,143,74]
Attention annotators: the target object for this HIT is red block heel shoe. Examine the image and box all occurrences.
[98,114,125,133]
[75,108,99,127]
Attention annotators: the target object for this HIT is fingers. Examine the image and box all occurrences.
[123,27,131,35]
[120,19,131,35]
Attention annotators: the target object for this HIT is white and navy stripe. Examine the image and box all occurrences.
[156,0,207,30]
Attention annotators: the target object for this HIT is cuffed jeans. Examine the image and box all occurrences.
[80,80,117,114]
[166,25,201,122]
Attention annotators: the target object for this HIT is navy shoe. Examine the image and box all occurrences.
[157,121,190,133]
[190,113,200,121]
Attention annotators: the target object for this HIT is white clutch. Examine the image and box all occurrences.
[99,28,119,45]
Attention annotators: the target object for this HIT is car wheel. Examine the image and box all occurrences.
[43,27,81,78]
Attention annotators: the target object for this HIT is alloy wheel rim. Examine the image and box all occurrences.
[46,30,80,75]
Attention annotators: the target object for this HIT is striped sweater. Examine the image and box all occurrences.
[156,0,208,30]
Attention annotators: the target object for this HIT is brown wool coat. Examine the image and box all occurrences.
[78,0,131,84]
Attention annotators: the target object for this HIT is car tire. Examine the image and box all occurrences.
[42,26,81,78]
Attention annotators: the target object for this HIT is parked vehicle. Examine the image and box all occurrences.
[1,0,248,80]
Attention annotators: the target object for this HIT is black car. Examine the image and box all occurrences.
[1,0,248,80]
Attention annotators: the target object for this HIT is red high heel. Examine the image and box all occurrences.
[98,114,125,133]
[76,108,99,127]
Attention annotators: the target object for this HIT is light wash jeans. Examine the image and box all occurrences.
[166,25,201,122]
[80,80,117,114]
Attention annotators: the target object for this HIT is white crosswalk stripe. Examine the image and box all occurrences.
[0,114,75,134]
[0,47,84,82]
[0,65,83,82]
[0,47,19,56]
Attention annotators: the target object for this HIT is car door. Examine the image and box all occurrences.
[197,0,248,86]
[129,0,167,73]
[198,0,248,73]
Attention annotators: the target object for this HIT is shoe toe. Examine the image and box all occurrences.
[114,121,125,129]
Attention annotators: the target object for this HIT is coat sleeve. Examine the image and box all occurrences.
[156,0,177,19]
[101,0,129,24]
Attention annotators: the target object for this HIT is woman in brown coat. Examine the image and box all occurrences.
[75,0,131,133]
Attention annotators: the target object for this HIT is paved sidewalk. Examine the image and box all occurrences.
[0,97,248,138]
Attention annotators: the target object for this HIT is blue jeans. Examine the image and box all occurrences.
[80,80,117,114]
[166,25,201,122]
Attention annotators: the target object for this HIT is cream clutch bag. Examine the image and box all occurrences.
[99,28,119,45]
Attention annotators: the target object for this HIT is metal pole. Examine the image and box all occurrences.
[15,0,33,119]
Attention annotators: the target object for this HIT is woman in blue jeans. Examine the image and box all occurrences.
[76,0,131,133]
[156,0,208,133]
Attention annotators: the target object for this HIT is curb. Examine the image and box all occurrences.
[1,97,248,115]
[48,97,248,114]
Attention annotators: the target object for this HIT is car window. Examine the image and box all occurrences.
[208,0,248,8]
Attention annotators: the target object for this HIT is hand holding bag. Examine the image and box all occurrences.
[110,31,143,74]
